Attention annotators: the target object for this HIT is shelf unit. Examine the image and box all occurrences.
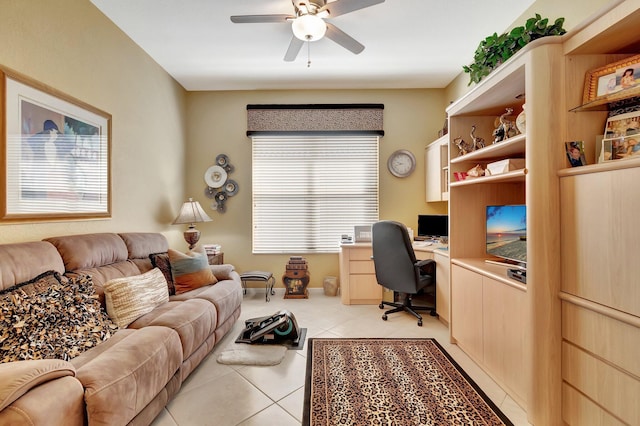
[447,36,564,424]
[559,2,640,425]
[425,134,449,202]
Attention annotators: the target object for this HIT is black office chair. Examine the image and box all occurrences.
[371,220,437,326]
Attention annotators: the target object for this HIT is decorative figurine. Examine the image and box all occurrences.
[467,164,485,177]
[454,136,476,156]
[470,125,486,150]
[492,108,519,143]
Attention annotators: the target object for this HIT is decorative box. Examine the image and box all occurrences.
[283,256,309,299]
[485,159,525,176]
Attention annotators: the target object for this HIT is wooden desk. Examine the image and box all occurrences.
[339,242,449,318]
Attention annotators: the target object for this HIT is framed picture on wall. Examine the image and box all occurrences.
[1,66,111,222]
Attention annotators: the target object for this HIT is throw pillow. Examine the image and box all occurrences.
[168,247,217,295]
[0,274,117,363]
[210,264,235,281]
[103,268,170,328]
[149,252,175,295]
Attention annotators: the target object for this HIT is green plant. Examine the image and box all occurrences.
[463,14,566,85]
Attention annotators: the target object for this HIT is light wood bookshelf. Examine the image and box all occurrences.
[446,37,564,424]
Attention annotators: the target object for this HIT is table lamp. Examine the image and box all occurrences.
[172,198,212,250]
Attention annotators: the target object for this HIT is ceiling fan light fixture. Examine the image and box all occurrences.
[292,14,327,41]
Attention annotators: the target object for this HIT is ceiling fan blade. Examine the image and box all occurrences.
[320,0,385,18]
[325,23,364,54]
[284,36,305,61]
[230,14,292,24]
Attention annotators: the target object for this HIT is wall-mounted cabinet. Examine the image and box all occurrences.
[447,37,564,425]
[425,135,449,202]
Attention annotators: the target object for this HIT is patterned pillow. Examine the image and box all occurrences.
[168,247,217,295]
[0,273,117,363]
[103,268,170,328]
[149,252,175,295]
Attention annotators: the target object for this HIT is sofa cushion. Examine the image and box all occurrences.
[128,299,216,361]
[170,272,243,328]
[103,268,170,328]
[70,327,182,426]
[0,241,65,292]
[0,274,117,363]
[119,232,170,273]
[168,247,217,294]
[44,233,129,271]
[150,252,175,295]
[118,232,169,260]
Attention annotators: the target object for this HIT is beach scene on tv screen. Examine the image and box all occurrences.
[486,205,527,263]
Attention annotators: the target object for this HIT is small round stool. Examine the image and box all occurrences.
[239,271,276,302]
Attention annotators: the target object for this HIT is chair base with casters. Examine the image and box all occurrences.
[379,293,437,327]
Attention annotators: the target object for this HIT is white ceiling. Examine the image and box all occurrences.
[90,0,535,91]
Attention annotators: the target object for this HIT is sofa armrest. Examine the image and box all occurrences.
[0,359,75,410]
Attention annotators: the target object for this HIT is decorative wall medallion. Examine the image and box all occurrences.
[204,154,238,213]
[204,165,227,188]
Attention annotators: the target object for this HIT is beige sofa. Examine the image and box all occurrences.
[0,232,243,425]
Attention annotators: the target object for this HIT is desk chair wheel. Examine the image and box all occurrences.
[417,319,423,326]
[382,314,388,321]
[379,303,384,309]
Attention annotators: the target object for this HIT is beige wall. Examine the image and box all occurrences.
[186,89,447,287]
[444,0,619,105]
[0,0,187,246]
[1,0,615,289]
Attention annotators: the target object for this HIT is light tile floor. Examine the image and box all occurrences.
[152,288,531,426]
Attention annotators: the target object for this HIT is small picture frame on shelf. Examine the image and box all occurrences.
[565,141,586,167]
[583,54,640,104]
[602,110,640,161]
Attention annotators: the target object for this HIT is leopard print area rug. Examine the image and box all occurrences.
[303,338,513,426]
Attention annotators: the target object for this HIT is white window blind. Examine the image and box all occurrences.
[252,135,379,254]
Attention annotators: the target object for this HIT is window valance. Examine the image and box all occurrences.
[246,104,384,136]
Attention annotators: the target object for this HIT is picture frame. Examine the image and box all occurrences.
[565,141,586,167]
[583,54,640,105]
[601,110,640,161]
[1,67,111,222]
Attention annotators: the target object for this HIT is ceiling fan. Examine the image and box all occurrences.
[231,0,385,62]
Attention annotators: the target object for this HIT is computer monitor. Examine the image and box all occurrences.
[417,215,448,239]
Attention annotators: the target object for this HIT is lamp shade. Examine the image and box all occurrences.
[172,198,212,225]
[292,14,327,41]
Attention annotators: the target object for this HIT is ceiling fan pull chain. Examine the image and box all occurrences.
[306,36,312,68]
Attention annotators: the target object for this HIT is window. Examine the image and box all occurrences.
[252,134,379,254]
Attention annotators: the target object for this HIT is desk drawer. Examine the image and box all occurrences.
[349,248,373,261]
[349,260,375,274]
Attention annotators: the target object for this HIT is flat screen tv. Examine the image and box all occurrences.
[417,215,448,239]
[486,205,527,267]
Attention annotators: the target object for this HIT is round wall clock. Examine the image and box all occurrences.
[387,149,416,178]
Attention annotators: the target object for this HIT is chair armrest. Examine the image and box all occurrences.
[415,258,436,275]
[0,359,75,410]
[415,259,435,268]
